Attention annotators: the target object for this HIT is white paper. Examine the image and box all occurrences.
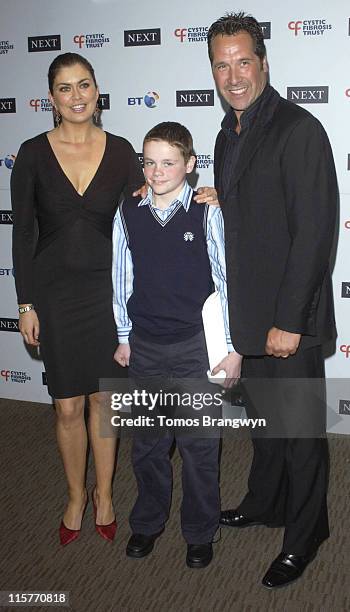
[202,291,228,383]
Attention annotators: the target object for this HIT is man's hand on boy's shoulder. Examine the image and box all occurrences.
[212,352,243,389]
[193,186,219,206]
[114,343,131,367]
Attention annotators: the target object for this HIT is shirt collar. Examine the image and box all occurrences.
[138,181,193,212]
[221,83,271,135]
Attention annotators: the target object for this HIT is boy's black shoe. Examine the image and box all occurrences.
[126,532,161,558]
[186,543,213,569]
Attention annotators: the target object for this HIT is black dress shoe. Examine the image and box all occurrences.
[262,551,317,589]
[186,543,213,569]
[126,532,160,559]
[220,509,265,528]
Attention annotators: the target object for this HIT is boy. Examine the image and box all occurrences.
[112,122,241,568]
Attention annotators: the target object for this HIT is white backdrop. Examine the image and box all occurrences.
[0,0,349,433]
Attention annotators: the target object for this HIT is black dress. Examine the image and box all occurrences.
[11,131,144,398]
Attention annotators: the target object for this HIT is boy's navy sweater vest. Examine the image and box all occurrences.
[120,195,214,344]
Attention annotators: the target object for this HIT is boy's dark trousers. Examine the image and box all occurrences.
[128,330,221,544]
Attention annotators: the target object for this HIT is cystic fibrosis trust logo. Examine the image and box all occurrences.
[73,33,110,49]
[0,40,14,55]
[174,22,270,42]
[340,345,350,358]
[184,232,194,242]
[1,369,31,384]
[196,154,214,169]
[288,19,332,36]
[174,27,208,43]
[29,98,52,112]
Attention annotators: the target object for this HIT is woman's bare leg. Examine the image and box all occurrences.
[55,395,87,529]
[89,391,116,524]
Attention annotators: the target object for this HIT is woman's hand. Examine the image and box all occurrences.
[114,343,131,367]
[132,183,148,199]
[19,309,40,346]
[193,186,219,206]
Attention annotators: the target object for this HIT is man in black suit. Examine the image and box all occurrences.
[208,12,337,588]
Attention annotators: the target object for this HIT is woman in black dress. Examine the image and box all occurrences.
[11,53,144,545]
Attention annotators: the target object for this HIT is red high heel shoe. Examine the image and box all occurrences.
[92,487,117,542]
[59,494,89,546]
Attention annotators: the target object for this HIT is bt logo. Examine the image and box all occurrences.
[0,155,16,169]
[73,35,85,48]
[174,28,187,42]
[288,21,302,36]
[128,91,159,108]
[340,345,350,358]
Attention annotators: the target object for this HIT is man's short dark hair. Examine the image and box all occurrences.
[143,122,195,163]
[207,12,266,63]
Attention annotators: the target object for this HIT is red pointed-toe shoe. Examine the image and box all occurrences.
[59,495,89,546]
[92,488,117,542]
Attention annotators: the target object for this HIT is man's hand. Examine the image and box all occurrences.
[212,352,243,389]
[265,327,301,358]
[193,186,219,206]
[114,343,131,367]
[19,310,40,346]
[132,183,148,199]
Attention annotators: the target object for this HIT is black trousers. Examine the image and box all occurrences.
[239,345,329,555]
[128,331,220,544]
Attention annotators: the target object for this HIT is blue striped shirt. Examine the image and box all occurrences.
[112,181,233,351]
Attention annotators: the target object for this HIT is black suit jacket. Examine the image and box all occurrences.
[215,86,337,355]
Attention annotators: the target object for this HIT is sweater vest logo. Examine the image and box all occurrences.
[184,232,194,241]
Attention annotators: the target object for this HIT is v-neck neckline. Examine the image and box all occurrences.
[44,131,108,198]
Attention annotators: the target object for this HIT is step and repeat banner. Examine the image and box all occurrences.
[0,0,349,432]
